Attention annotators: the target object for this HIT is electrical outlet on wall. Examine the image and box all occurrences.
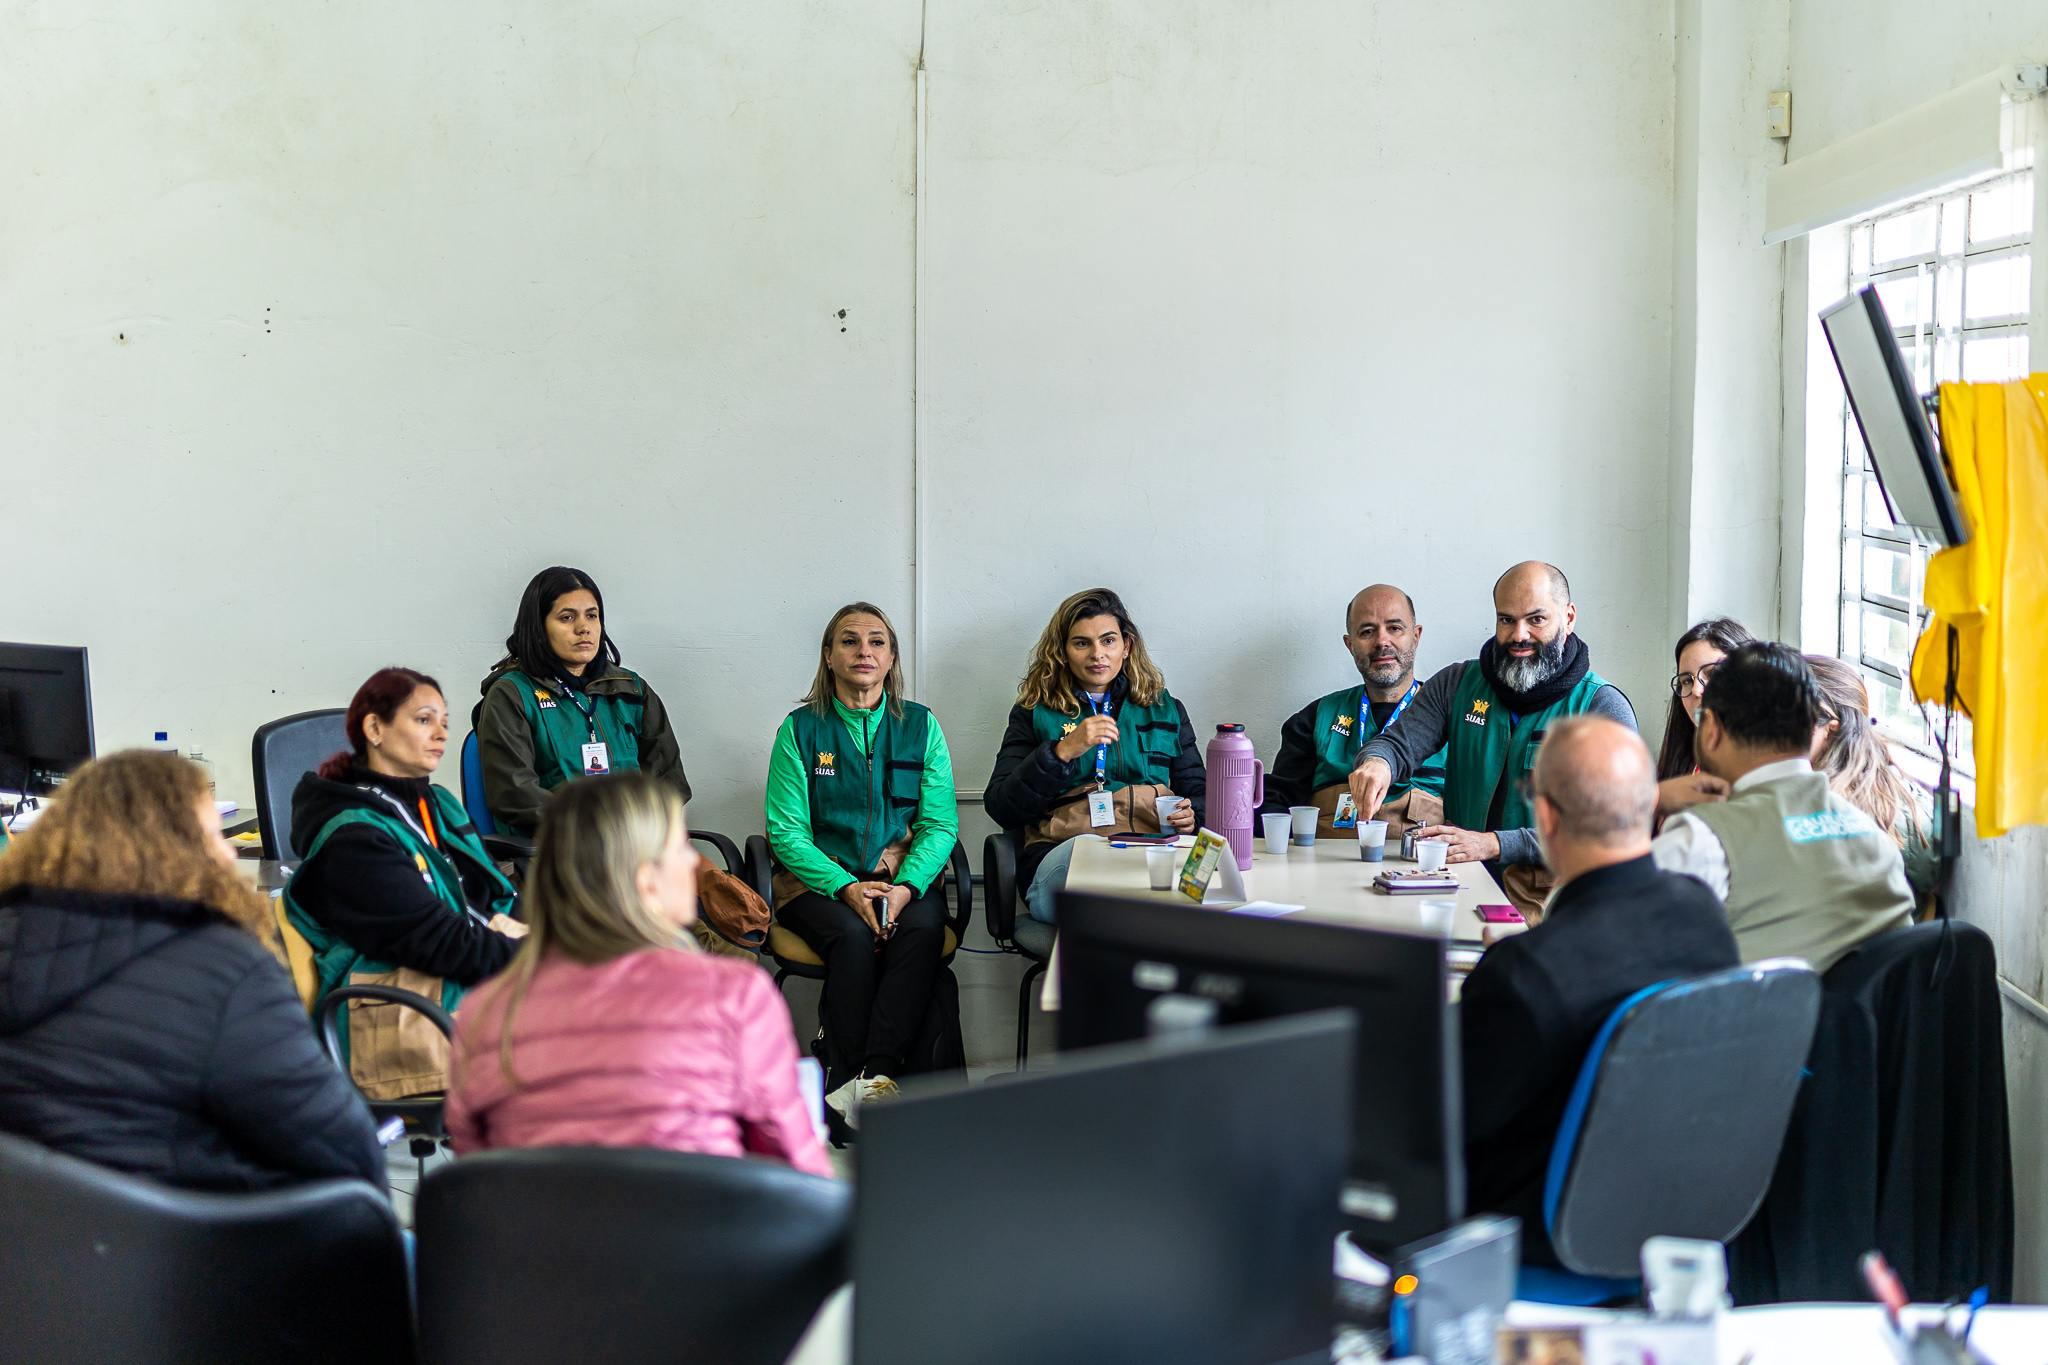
[1766,90,1792,140]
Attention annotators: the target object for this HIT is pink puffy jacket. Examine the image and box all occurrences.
[444,946,833,1178]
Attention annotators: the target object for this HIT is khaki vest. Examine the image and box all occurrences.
[1687,769,1914,974]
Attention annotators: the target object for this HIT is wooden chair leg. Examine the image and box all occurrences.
[1017,958,1047,1071]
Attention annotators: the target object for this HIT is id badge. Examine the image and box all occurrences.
[581,741,611,776]
[1086,788,1116,828]
[1332,793,1358,829]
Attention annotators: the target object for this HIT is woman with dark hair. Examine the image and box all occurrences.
[474,565,690,839]
[765,602,958,1125]
[1654,617,1755,821]
[986,588,1205,924]
[285,668,524,1096]
[0,750,382,1189]
[1806,654,1938,899]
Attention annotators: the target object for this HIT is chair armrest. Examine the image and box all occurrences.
[481,833,536,863]
[983,832,1019,945]
[690,829,745,878]
[945,839,974,939]
[744,835,775,908]
[315,985,456,1068]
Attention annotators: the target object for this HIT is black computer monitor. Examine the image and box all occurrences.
[1057,891,1462,1253]
[0,644,94,795]
[856,1012,1355,1365]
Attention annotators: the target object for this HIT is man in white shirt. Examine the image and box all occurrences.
[1649,642,1913,973]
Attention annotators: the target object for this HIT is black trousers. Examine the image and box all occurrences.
[779,886,946,1087]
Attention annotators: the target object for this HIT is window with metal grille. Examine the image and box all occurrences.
[1826,171,2034,776]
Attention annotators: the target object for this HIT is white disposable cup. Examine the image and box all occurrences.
[1417,898,1458,936]
[1261,812,1291,855]
[1155,795,1183,833]
[1415,838,1450,873]
[1357,819,1388,862]
[1288,806,1319,846]
[1145,846,1178,890]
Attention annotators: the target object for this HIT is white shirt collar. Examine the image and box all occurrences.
[1730,756,1814,794]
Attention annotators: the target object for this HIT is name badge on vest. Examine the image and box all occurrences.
[581,742,611,776]
[1087,789,1116,828]
[1332,793,1358,829]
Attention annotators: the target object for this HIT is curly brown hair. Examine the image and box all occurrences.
[1016,588,1166,715]
[0,750,273,945]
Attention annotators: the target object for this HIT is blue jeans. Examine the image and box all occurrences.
[1024,838,1080,924]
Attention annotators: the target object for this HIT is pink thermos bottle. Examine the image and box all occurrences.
[1205,723,1265,871]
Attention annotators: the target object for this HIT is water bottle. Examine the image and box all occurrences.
[1204,724,1265,871]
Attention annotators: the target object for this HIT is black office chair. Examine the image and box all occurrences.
[761,839,974,992]
[984,831,1054,1070]
[416,1146,850,1365]
[1518,958,1821,1306]
[251,708,348,861]
[0,1129,412,1365]
[318,982,457,1177]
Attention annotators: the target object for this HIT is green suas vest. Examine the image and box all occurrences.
[503,667,646,791]
[785,701,933,878]
[1308,684,1446,801]
[1029,688,1183,799]
[1441,661,1610,833]
[283,784,517,1063]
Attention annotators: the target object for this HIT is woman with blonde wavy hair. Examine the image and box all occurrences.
[445,773,829,1176]
[986,587,1205,924]
[0,750,383,1190]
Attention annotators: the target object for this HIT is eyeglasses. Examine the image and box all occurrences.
[1670,662,1721,698]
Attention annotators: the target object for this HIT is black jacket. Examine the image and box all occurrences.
[0,885,384,1191]
[984,674,1208,893]
[287,766,519,986]
[1458,855,1739,1265]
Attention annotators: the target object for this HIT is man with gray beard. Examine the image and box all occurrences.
[1348,561,1637,917]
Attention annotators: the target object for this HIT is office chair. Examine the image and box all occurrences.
[317,982,459,1181]
[0,1130,412,1365]
[251,709,348,861]
[416,1146,850,1365]
[983,831,1054,1069]
[1517,959,1821,1306]
[761,839,974,992]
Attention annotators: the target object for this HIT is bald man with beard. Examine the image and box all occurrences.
[1260,584,1446,840]
[1349,562,1637,917]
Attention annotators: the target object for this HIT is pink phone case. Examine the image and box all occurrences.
[1477,904,1525,924]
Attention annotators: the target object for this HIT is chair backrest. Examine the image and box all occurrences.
[0,1130,412,1365]
[251,709,348,861]
[459,730,499,836]
[1546,959,1821,1278]
[416,1145,850,1365]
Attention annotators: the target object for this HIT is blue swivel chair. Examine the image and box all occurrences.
[1517,958,1822,1306]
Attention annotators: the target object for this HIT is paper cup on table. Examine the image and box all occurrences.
[1356,819,1388,862]
[1415,838,1450,873]
[1155,794,1183,833]
[1261,812,1291,855]
[1288,806,1319,846]
[1417,898,1457,937]
[1145,846,1178,890]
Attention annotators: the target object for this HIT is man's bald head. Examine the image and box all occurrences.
[1494,561,1571,611]
[1530,716,1656,849]
[1345,584,1417,633]
[1343,584,1423,694]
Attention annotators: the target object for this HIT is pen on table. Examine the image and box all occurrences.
[1861,1250,1909,1330]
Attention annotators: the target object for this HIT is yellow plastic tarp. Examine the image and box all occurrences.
[1910,375,2048,838]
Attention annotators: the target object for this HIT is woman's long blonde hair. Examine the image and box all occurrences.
[1017,587,1166,714]
[801,601,907,719]
[1806,653,1913,846]
[0,750,272,944]
[485,773,695,1086]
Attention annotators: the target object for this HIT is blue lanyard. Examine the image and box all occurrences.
[1363,680,1420,742]
[1084,692,1113,786]
[553,676,603,744]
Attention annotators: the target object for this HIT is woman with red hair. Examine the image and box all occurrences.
[283,668,525,1096]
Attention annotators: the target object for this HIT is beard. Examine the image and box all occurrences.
[1496,629,1567,694]
[1360,647,1414,688]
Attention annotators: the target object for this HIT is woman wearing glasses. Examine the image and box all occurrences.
[1653,618,1754,822]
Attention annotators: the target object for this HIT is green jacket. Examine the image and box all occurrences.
[765,696,957,899]
[1026,689,1184,795]
[283,784,517,1065]
[1306,683,1445,801]
[1442,660,1610,833]
[475,660,691,836]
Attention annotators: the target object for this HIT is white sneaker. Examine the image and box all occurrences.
[824,1075,900,1130]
